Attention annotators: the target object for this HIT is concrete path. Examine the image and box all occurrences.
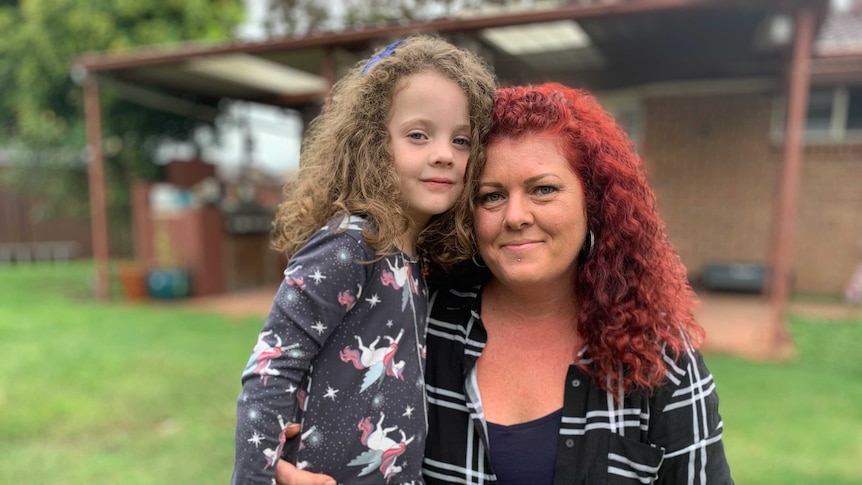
[190,286,861,361]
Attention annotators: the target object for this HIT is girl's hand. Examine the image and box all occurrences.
[274,423,336,485]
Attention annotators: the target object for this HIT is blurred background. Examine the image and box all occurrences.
[1,0,860,483]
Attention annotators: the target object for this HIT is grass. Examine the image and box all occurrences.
[0,261,260,484]
[1,261,861,484]
[709,313,862,485]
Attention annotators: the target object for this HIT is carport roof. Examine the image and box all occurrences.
[72,0,833,114]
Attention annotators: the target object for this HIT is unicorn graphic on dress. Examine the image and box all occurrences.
[262,415,291,470]
[338,284,363,312]
[347,412,415,482]
[380,257,419,311]
[339,329,405,392]
[242,330,300,385]
[284,264,306,290]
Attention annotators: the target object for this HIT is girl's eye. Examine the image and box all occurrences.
[534,185,558,196]
[453,137,470,147]
[408,132,426,141]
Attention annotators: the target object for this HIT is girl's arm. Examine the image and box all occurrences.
[232,227,370,485]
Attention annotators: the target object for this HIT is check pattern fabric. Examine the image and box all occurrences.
[422,279,734,485]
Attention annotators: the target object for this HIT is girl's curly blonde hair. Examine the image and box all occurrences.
[272,34,496,268]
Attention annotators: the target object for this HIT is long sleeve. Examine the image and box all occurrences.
[231,225,371,485]
[650,348,734,484]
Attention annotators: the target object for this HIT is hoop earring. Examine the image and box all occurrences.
[471,254,487,268]
[579,230,595,259]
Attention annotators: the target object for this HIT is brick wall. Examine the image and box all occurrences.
[796,144,862,294]
[642,91,862,295]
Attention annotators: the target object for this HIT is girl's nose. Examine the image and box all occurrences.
[431,140,455,167]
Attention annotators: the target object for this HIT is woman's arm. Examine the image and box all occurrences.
[272,423,335,485]
[651,348,734,484]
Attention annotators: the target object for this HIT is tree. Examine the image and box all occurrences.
[0,0,244,255]
[0,0,537,255]
[263,0,529,37]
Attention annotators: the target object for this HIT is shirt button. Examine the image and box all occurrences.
[571,379,581,387]
[565,439,575,448]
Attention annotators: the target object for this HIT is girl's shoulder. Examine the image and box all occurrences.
[294,214,374,260]
[325,214,368,233]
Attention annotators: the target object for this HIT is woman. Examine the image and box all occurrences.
[277,83,733,484]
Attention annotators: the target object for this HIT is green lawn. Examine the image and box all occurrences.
[1,262,860,484]
[709,312,862,485]
[0,262,259,484]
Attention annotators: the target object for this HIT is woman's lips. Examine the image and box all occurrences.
[501,241,540,253]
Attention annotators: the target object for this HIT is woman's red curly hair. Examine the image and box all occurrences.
[487,83,705,395]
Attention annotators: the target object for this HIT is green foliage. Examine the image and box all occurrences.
[0,0,243,253]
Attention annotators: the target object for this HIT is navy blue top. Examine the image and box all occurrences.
[487,409,562,485]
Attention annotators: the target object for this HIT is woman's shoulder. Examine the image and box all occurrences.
[649,344,717,409]
[427,261,490,293]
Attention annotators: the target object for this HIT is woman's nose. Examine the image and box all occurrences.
[503,194,533,229]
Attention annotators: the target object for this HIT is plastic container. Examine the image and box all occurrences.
[147,268,192,299]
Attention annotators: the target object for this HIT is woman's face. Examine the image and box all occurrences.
[474,135,587,289]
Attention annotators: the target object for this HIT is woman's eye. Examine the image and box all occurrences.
[535,185,557,196]
[479,192,503,203]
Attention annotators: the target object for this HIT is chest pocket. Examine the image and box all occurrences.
[606,435,665,484]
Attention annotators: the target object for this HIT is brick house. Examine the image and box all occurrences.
[630,6,862,296]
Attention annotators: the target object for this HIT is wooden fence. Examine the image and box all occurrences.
[0,183,92,264]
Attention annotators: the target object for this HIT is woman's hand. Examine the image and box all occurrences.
[274,423,336,485]
[275,459,336,485]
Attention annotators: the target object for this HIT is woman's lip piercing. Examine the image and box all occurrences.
[517,258,521,262]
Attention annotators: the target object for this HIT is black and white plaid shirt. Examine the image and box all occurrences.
[422,278,733,484]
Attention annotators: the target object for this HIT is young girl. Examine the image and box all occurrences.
[232,35,496,485]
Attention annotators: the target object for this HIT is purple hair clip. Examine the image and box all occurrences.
[361,40,404,74]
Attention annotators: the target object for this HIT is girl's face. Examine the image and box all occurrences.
[387,71,471,228]
[474,136,588,289]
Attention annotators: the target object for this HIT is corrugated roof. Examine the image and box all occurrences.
[816,8,862,55]
[73,0,833,113]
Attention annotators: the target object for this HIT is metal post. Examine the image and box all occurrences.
[83,74,111,300]
[769,5,816,354]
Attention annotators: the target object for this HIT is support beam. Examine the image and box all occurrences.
[83,75,111,300]
[768,4,816,355]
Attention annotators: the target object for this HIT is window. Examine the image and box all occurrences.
[772,86,862,143]
[846,87,862,130]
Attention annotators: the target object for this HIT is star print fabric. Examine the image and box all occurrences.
[232,216,428,485]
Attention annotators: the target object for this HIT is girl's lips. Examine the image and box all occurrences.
[421,179,454,190]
